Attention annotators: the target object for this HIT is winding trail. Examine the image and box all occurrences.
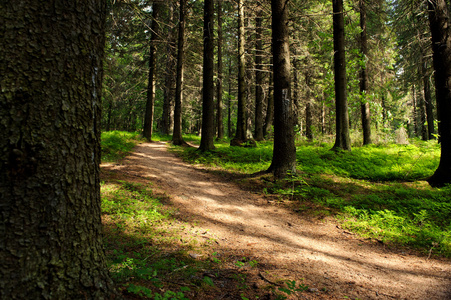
[105,141,451,299]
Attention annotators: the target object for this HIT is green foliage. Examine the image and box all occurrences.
[101,131,143,162]
[174,140,451,256]
[276,280,309,300]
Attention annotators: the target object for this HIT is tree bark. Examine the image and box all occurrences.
[421,52,435,140]
[359,0,372,145]
[305,71,314,141]
[427,0,451,186]
[162,3,176,136]
[332,0,351,151]
[232,0,248,144]
[267,0,296,177]
[264,56,275,137]
[172,0,187,146]
[254,3,265,141]
[0,1,118,298]
[199,0,216,151]
[216,0,224,140]
[143,4,162,141]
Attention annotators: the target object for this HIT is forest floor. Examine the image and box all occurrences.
[102,141,451,300]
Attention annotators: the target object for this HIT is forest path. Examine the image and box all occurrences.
[110,141,451,299]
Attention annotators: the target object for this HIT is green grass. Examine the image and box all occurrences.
[171,138,451,257]
[101,131,143,162]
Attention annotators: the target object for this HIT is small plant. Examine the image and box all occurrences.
[276,280,309,299]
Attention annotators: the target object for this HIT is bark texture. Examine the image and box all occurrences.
[267,0,296,177]
[427,0,451,187]
[216,0,224,140]
[172,0,187,146]
[232,0,248,144]
[359,0,372,145]
[199,0,216,151]
[332,0,351,151]
[0,1,117,299]
[143,4,162,141]
[254,4,265,141]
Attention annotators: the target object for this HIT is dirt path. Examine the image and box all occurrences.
[108,142,451,299]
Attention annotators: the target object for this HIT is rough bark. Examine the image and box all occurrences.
[172,0,187,146]
[427,0,451,187]
[143,4,162,141]
[162,4,176,136]
[264,57,275,137]
[232,0,248,145]
[421,52,435,140]
[359,0,372,145]
[254,3,265,141]
[0,1,118,299]
[332,0,351,151]
[199,0,216,152]
[216,0,224,140]
[267,0,296,177]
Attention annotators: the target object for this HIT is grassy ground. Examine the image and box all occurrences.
[172,137,451,258]
[100,131,451,299]
[101,132,292,299]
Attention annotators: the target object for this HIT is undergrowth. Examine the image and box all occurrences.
[101,131,143,162]
[171,138,451,257]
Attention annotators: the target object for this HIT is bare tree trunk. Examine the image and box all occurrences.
[143,4,162,141]
[216,0,224,140]
[162,4,176,136]
[421,53,435,140]
[254,3,265,141]
[232,0,247,144]
[267,0,296,177]
[199,0,216,151]
[264,57,274,137]
[0,1,118,298]
[332,0,351,150]
[172,0,187,146]
[427,0,451,186]
[359,0,372,145]
[305,71,314,141]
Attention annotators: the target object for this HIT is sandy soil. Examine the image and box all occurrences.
[104,141,451,300]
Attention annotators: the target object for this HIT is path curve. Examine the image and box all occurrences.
[108,142,451,299]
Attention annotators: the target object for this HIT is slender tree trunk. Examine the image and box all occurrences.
[228,56,233,138]
[162,4,176,136]
[172,0,187,146]
[332,0,351,150]
[305,71,314,141]
[254,3,265,141]
[359,0,372,145]
[216,0,224,140]
[412,85,419,137]
[0,1,118,298]
[427,0,451,186]
[267,0,296,177]
[143,4,162,141]
[199,0,215,151]
[232,0,247,144]
[264,57,275,137]
[422,54,435,140]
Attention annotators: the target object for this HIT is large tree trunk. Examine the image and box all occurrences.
[162,4,176,136]
[232,0,247,145]
[267,0,296,177]
[254,3,265,141]
[199,0,216,151]
[143,4,162,141]
[427,0,451,187]
[216,0,224,140]
[172,0,187,146]
[332,0,351,151]
[359,0,372,145]
[0,1,118,298]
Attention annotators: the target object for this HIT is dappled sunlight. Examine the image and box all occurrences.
[101,141,451,299]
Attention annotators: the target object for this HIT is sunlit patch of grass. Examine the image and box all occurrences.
[172,139,450,256]
[101,131,143,162]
